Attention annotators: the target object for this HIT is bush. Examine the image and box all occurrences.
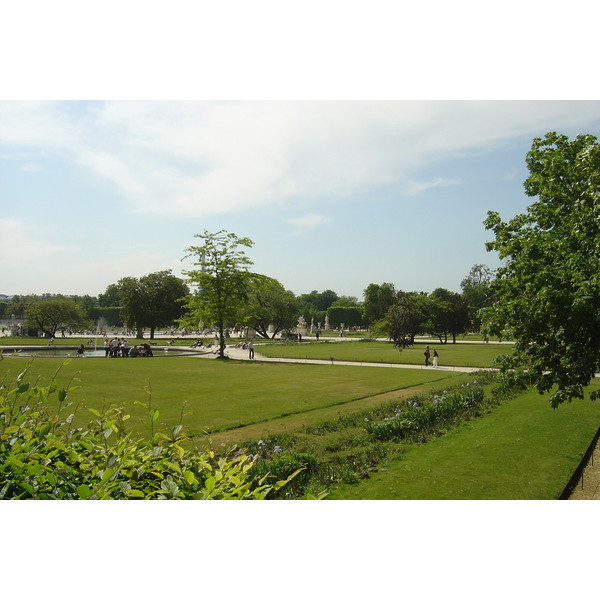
[363,381,486,441]
[0,359,302,500]
[248,452,321,499]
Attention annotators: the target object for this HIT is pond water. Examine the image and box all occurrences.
[4,347,198,358]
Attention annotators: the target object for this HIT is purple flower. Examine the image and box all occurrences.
[274,446,282,453]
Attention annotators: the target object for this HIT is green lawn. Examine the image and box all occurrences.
[0,355,461,437]
[328,385,600,499]
[256,340,511,368]
[3,345,598,500]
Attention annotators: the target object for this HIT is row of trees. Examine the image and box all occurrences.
[2,261,493,345]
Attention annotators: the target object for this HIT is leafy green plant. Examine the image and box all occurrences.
[0,359,303,500]
[363,382,486,441]
[248,451,322,499]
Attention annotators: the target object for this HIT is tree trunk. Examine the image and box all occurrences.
[218,321,226,359]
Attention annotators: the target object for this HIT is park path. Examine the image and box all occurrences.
[567,439,600,500]
[202,344,482,373]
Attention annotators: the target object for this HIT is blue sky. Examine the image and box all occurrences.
[2,100,600,299]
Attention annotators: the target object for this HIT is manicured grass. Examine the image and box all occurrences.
[0,355,461,437]
[327,385,600,499]
[256,340,511,368]
[4,344,598,500]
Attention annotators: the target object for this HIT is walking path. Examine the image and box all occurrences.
[566,439,600,500]
[202,344,483,372]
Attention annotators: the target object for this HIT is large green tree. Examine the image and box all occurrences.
[363,282,396,325]
[24,297,87,337]
[483,131,600,407]
[460,264,495,331]
[98,284,120,307]
[118,270,189,339]
[427,288,470,344]
[180,230,254,358]
[245,277,299,339]
[375,291,428,348]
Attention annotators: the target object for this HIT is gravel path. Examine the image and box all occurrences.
[568,440,600,500]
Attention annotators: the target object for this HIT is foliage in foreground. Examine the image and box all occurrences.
[0,359,306,500]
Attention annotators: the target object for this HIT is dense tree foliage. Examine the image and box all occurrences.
[24,297,87,337]
[428,288,470,343]
[297,289,339,312]
[245,276,299,339]
[484,131,600,407]
[375,291,428,348]
[363,282,396,325]
[326,306,366,329]
[461,264,495,331]
[98,283,120,307]
[118,270,189,339]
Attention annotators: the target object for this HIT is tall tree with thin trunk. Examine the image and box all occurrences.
[180,230,254,358]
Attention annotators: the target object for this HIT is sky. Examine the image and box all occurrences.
[1,2,599,304]
[2,99,600,300]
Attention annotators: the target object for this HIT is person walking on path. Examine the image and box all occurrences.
[424,346,431,367]
[248,340,255,359]
[432,348,439,368]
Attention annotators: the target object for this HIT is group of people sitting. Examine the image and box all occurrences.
[104,338,154,357]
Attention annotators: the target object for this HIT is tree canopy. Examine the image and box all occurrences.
[118,270,189,339]
[363,282,396,325]
[180,230,254,358]
[245,276,299,339]
[483,131,600,407]
[24,297,87,337]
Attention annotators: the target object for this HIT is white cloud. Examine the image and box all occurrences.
[404,177,460,196]
[284,214,332,231]
[0,218,71,261]
[2,100,600,220]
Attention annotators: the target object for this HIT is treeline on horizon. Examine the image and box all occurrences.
[0,263,494,343]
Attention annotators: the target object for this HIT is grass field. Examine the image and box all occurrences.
[2,338,599,500]
[328,384,600,499]
[257,339,512,368]
[0,355,462,437]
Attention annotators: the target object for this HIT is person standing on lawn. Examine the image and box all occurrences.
[432,348,439,368]
[424,346,431,367]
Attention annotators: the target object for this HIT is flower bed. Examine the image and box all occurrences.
[363,381,487,441]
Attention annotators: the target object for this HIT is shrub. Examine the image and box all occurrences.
[363,381,486,441]
[248,452,321,499]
